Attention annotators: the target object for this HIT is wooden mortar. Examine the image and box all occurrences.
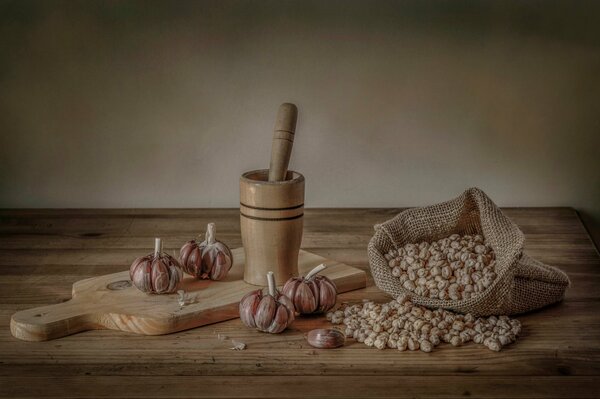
[240,169,304,286]
[240,103,303,286]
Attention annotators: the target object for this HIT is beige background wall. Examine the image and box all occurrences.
[1,0,599,245]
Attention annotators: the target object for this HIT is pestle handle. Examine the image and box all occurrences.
[268,103,298,182]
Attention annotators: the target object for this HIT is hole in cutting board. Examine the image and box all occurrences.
[106,280,132,290]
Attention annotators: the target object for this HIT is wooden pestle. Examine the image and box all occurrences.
[268,103,298,182]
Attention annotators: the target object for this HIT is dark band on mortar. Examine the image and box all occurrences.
[240,212,304,221]
[240,203,304,211]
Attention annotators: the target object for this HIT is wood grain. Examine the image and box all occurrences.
[0,208,599,398]
[2,376,600,398]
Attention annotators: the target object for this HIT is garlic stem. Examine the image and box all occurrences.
[154,237,162,256]
[267,271,277,297]
[205,223,216,245]
[305,263,327,280]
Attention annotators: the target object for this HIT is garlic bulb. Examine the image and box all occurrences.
[282,264,337,314]
[130,238,183,294]
[239,271,295,334]
[180,223,233,280]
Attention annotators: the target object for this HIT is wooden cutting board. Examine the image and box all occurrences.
[10,248,367,341]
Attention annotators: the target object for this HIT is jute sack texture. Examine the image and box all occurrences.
[368,187,570,316]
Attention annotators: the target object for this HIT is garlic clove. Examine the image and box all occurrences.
[278,294,296,323]
[130,257,151,292]
[294,282,317,314]
[151,259,170,294]
[239,290,262,328]
[210,251,231,281]
[199,247,213,278]
[189,247,202,276]
[306,279,319,299]
[130,256,144,272]
[141,268,152,293]
[282,279,298,302]
[179,242,193,261]
[307,329,345,349]
[255,295,277,331]
[268,304,289,334]
[318,278,337,313]
[180,242,201,276]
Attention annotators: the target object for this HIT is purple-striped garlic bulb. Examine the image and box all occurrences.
[282,263,337,314]
[239,271,295,334]
[129,238,183,294]
[179,223,233,280]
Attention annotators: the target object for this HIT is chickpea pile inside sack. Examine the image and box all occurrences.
[385,234,497,301]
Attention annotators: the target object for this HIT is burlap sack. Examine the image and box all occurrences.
[368,187,570,316]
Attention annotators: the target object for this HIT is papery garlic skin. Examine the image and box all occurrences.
[130,238,183,294]
[282,264,337,314]
[180,223,233,280]
[239,272,295,334]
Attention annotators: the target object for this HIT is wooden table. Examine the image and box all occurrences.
[1,208,599,398]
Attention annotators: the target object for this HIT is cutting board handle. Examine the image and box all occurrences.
[11,299,98,341]
[268,103,298,182]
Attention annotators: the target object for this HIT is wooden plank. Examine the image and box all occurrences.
[0,207,576,217]
[0,232,595,255]
[0,207,585,232]
[0,248,369,269]
[0,301,598,378]
[0,270,595,304]
[2,244,596,269]
[0,339,598,378]
[0,208,400,218]
[0,376,599,398]
[0,349,598,378]
[0,251,596,305]
[0,232,377,249]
